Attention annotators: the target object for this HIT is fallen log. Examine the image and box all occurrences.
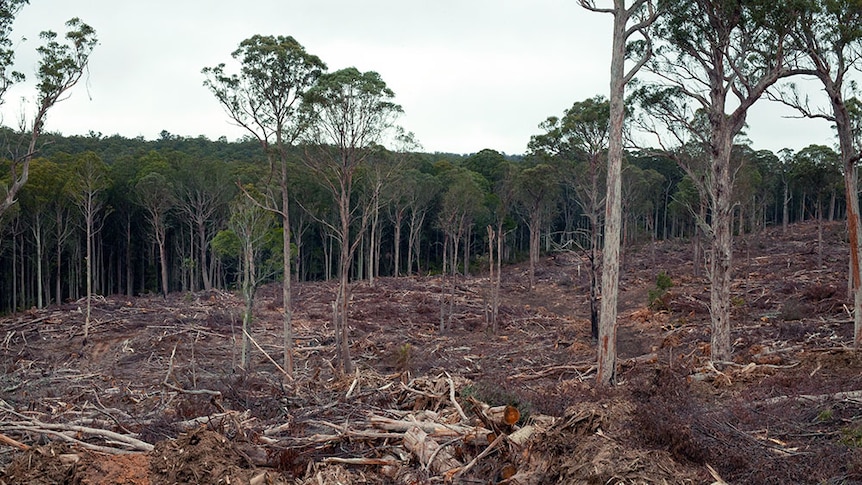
[323,457,400,466]
[506,425,535,447]
[403,425,462,475]
[758,389,862,406]
[369,415,477,438]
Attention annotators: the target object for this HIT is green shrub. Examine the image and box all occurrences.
[649,271,674,310]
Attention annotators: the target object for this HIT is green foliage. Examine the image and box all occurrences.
[648,271,674,309]
[816,408,834,423]
[212,229,241,260]
[393,343,412,372]
[35,18,98,107]
[202,35,326,147]
[528,95,610,161]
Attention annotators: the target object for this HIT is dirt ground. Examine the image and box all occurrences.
[2,220,862,484]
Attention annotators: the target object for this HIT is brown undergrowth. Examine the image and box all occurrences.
[0,220,860,484]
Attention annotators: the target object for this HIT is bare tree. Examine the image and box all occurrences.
[72,152,109,341]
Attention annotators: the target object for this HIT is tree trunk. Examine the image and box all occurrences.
[589,210,600,341]
[596,1,628,386]
[782,181,790,233]
[338,190,354,374]
[393,210,403,277]
[198,217,212,291]
[830,95,862,347]
[158,230,168,297]
[708,128,735,362]
[282,186,294,378]
[126,216,133,297]
[84,209,93,341]
[33,218,43,309]
[241,242,255,370]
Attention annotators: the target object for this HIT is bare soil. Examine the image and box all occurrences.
[1,220,861,484]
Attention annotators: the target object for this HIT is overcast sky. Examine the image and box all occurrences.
[0,1,841,156]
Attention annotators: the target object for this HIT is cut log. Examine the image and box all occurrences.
[486,405,520,427]
[462,428,495,447]
[403,426,462,475]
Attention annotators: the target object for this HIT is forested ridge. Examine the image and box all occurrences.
[0,125,842,315]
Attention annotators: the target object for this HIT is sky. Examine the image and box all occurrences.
[0,0,842,156]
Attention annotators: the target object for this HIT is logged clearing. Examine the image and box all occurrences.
[2,221,861,484]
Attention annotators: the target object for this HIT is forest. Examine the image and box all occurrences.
[5,0,862,483]
[0,126,842,314]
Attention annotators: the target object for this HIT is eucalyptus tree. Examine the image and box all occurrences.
[384,166,411,277]
[19,158,61,308]
[361,136,416,284]
[634,0,800,362]
[730,149,763,235]
[203,34,325,377]
[303,67,403,374]
[579,0,658,385]
[486,162,517,333]
[72,152,109,341]
[789,145,841,222]
[0,14,97,219]
[772,0,862,346]
[530,96,610,338]
[48,160,75,304]
[620,163,665,244]
[22,157,75,307]
[106,155,144,297]
[748,149,781,231]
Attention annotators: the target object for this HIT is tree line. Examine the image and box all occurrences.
[0,123,843,312]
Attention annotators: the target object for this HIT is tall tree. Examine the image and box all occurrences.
[773,0,862,346]
[203,35,325,378]
[19,158,60,308]
[0,15,97,219]
[579,0,657,385]
[403,169,440,276]
[634,0,799,362]
[303,67,402,374]
[437,168,486,330]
